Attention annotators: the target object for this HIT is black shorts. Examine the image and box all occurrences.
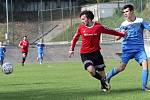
[22,52,28,56]
[80,50,105,71]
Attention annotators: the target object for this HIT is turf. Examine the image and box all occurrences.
[0,60,149,100]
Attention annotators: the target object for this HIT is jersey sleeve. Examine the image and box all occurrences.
[69,27,81,51]
[19,41,22,47]
[100,25,125,37]
[3,47,6,53]
[142,20,150,32]
[36,44,39,47]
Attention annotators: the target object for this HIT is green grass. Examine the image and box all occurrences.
[0,60,149,100]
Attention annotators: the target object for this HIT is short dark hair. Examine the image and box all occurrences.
[122,4,134,11]
[23,36,27,39]
[80,10,94,20]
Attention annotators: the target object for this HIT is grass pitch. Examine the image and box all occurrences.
[0,60,149,100]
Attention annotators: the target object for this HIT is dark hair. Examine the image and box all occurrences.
[80,10,94,20]
[23,35,27,38]
[122,4,134,11]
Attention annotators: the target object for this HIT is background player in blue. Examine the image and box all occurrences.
[0,42,6,66]
[36,42,45,64]
[105,4,150,91]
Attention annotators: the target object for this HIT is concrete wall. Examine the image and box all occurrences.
[4,43,121,65]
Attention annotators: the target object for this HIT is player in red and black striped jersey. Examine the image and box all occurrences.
[69,10,125,92]
[19,36,29,66]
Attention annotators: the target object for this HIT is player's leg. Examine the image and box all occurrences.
[0,56,3,66]
[97,70,110,92]
[86,62,102,80]
[38,53,43,64]
[141,60,149,91]
[22,52,27,66]
[135,50,149,91]
[41,53,43,64]
[106,52,131,83]
[0,60,2,66]
[106,63,126,81]
[22,53,25,65]
[39,53,43,64]
[86,64,111,92]
[94,51,110,91]
[81,53,102,80]
[37,53,41,64]
[86,64,110,92]
[99,70,106,78]
[1,56,4,66]
[81,52,110,92]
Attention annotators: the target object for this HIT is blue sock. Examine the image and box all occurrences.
[142,69,148,90]
[106,67,118,80]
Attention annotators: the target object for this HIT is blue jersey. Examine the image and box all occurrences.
[0,46,6,57]
[36,43,45,54]
[120,18,150,52]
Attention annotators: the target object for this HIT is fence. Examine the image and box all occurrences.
[0,0,150,44]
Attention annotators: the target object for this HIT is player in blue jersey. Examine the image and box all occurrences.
[36,42,45,64]
[105,4,150,91]
[0,42,6,66]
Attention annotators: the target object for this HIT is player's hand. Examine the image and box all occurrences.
[20,46,24,48]
[116,36,122,41]
[68,50,74,58]
[116,30,127,41]
[122,30,128,37]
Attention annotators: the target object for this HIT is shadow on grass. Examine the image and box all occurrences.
[0,87,143,100]
[0,82,53,86]
[108,88,142,94]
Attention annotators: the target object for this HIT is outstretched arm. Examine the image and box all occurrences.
[100,25,125,37]
[115,26,128,41]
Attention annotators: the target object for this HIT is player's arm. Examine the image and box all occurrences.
[69,28,81,58]
[2,46,6,53]
[142,20,150,31]
[27,41,29,47]
[115,26,128,41]
[36,43,38,47]
[3,47,6,53]
[100,25,125,37]
[18,41,23,48]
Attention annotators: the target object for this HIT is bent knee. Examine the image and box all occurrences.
[118,65,126,72]
[87,66,95,76]
[120,67,125,71]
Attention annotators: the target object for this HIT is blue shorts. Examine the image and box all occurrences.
[121,50,148,65]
